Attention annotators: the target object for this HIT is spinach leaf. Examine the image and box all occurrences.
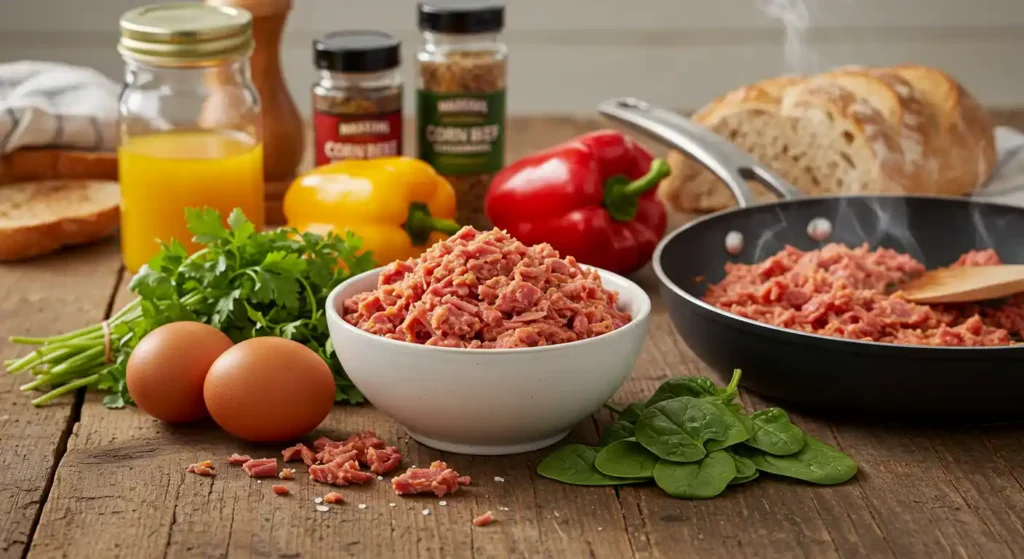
[616,403,646,424]
[704,402,751,452]
[727,450,759,485]
[536,444,644,486]
[653,450,736,499]
[645,377,719,408]
[730,471,760,485]
[746,407,805,456]
[594,439,658,479]
[635,397,728,463]
[598,421,636,446]
[739,435,857,485]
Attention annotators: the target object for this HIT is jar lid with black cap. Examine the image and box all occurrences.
[311,30,404,165]
[418,0,505,35]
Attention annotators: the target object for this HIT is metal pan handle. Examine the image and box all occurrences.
[597,97,802,208]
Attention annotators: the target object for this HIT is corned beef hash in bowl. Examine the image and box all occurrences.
[326,227,650,455]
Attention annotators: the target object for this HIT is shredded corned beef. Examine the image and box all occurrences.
[281,443,316,466]
[227,453,251,466]
[342,227,632,348]
[323,492,345,504]
[272,485,290,496]
[309,458,375,486]
[472,511,495,527]
[366,446,403,475]
[241,458,279,478]
[704,244,1024,346]
[186,460,215,476]
[392,461,463,497]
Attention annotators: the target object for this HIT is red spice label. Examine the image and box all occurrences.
[313,110,402,165]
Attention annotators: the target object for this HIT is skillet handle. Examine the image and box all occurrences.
[597,97,802,208]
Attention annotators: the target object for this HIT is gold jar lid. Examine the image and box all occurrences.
[118,3,253,66]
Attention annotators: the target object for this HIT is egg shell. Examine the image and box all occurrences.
[126,321,234,423]
[203,337,336,442]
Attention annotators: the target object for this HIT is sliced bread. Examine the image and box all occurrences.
[0,180,120,261]
[659,65,997,212]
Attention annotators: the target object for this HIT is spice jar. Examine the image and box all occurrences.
[313,31,403,166]
[416,1,507,230]
[117,3,264,273]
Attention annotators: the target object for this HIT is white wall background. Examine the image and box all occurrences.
[1,0,1023,115]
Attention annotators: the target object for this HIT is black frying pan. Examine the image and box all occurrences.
[598,98,1024,421]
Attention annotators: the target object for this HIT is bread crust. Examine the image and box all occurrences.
[658,65,997,212]
[0,149,118,184]
[0,179,120,262]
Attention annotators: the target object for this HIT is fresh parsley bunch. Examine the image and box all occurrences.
[6,208,376,408]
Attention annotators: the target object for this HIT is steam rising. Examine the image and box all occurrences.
[756,0,819,75]
[736,0,1000,266]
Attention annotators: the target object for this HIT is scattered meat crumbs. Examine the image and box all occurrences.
[392,461,465,497]
[272,485,290,496]
[705,245,1024,346]
[458,476,471,486]
[473,511,496,527]
[186,460,215,476]
[323,492,344,504]
[241,458,278,478]
[282,443,317,466]
[341,227,632,349]
[279,468,295,480]
[366,446,402,474]
[309,458,375,486]
[227,453,251,465]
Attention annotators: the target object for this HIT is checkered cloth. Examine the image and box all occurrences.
[0,60,119,155]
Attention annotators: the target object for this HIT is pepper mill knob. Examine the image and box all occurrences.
[207,0,304,225]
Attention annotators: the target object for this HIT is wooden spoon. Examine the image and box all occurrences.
[900,265,1024,304]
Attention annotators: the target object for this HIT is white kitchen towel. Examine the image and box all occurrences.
[974,126,1024,205]
[0,61,120,155]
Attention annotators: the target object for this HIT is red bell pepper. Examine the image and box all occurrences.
[484,129,670,275]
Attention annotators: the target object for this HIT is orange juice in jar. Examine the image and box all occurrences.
[117,4,265,272]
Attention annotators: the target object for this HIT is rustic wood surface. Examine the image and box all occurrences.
[3,112,1024,559]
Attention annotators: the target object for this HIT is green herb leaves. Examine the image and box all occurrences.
[595,439,658,479]
[746,407,805,456]
[537,445,643,486]
[8,207,376,408]
[537,369,858,499]
[654,450,736,499]
[736,435,857,485]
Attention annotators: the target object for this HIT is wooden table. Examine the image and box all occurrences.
[4,113,1024,559]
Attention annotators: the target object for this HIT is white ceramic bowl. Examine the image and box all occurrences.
[325,267,651,455]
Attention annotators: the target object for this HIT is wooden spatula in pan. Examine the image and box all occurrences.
[900,265,1024,304]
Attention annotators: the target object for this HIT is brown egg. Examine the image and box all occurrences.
[126,321,234,423]
[203,337,335,442]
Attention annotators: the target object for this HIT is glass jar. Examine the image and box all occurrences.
[117,3,265,273]
[416,1,507,231]
[312,31,403,165]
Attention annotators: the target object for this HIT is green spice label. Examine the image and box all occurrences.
[417,90,505,175]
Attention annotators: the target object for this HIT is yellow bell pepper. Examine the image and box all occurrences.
[283,156,460,265]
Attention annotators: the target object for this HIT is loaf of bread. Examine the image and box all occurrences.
[0,149,119,261]
[659,64,997,212]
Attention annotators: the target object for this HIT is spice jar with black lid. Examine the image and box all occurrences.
[312,30,403,165]
[417,0,507,230]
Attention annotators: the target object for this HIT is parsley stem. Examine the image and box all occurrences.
[48,346,104,375]
[32,373,99,406]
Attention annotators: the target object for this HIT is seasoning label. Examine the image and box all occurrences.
[314,111,402,165]
[416,90,505,175]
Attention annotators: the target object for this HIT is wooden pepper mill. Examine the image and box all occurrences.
[206,0,304,225]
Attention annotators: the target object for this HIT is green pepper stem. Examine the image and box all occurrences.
[403,203,462,246]
[603,158,672,222]
[622,159,671,198]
